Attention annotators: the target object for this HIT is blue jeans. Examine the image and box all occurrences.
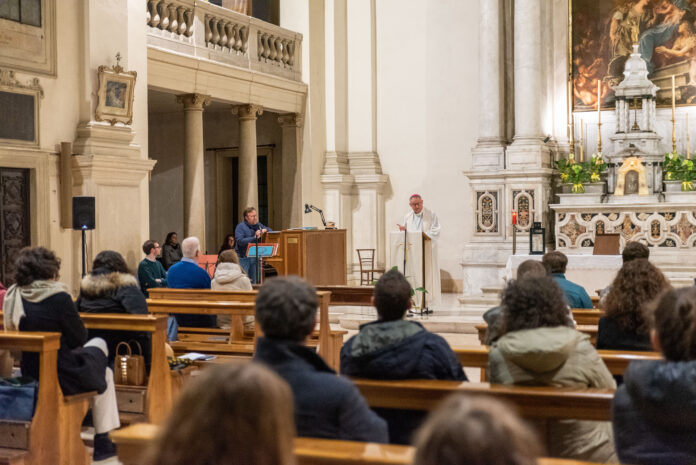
[240,256,260,284]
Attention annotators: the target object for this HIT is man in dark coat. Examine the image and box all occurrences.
[340,269,466,444]
[253,276,388,443]
[234,206,273,284]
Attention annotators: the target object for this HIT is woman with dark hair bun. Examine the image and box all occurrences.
[489,276,617,462]
[613,287,696,464]
[77,250,151,372]
[598,259,670,351]
[161,232,182,270]
[3,247,120,461]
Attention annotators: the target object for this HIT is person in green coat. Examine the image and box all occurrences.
[488,276,617,463]
[137,239,167,297]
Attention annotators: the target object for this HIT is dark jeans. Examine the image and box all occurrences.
[240,256,260,284]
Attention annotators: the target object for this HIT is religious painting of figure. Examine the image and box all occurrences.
[572,0,696,109]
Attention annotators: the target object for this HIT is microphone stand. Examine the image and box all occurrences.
[255,233,261,284]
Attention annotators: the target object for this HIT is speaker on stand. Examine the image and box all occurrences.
[72,196,95,277]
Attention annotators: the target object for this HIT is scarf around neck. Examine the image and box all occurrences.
[3,280,70,331]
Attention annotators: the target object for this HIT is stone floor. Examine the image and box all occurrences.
[93,293,486,464]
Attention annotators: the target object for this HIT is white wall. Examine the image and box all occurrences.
[376,0,480,291]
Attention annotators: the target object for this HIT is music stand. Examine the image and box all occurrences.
[593,234,620,255]
[245,243,278,284]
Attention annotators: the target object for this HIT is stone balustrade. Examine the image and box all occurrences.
[146,0,302,82]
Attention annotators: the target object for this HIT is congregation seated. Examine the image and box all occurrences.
[542,251,593,309]
[147,362,295,465]
[167,236,216,328]
[77,250,152,370]
[340,269,465,444]
[597,259,669,353]
[253,276,388,442]
[612,287,696,464]
[483,259,550,345]
[137,239,168,297]
[489,276,617,462]
[598,241,650,308]
[413,394,542,465]
[212,249,253,329]
[160,231,182,270]
[3,246,120,460]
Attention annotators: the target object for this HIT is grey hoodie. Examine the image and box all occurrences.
[489,326,618,463]
[211,262,253,327]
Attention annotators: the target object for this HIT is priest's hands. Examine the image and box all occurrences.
[397,224,406,231]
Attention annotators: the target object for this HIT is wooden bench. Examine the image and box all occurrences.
[80,313,172,425]
[571,309,604,326]
[476,324,598,346]
[453,345,661,381]
[352,378,613,421]
[147,289,344,370]
[110,423,604,465]
[0,332,95,465]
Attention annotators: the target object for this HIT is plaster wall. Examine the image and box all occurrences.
[375,0,479,292]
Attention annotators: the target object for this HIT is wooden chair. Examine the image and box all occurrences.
[111,424,607,465]
[356,249,384,286]
[0,332,95,465]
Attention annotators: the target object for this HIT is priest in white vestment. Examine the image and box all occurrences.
[397,194,441,308]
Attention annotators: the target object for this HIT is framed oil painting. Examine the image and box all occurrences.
[95,62,136,125]
[572,0,696,110]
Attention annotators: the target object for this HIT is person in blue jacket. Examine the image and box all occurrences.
[542,251,593,309]
[340,269,466,444]
[167,236,215,328]
[235,206,273,284]
[253,276,388,443]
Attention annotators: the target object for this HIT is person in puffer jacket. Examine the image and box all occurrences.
[489,276,617,463]
[612,286,696,465]
[212,249,253,328]
[340,269,466,444]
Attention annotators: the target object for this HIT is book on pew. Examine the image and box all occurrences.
[179,353,217,361]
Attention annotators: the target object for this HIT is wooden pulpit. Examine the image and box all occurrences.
[265,229,347,285]
[389,231,433,308]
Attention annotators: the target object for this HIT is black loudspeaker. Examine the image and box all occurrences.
[72,196,95,230]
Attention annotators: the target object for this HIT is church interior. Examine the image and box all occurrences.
[1,0,696,464]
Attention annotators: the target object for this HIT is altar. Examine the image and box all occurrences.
[505,254,622,297]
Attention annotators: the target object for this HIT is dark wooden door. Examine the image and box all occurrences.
[0,168,31,286]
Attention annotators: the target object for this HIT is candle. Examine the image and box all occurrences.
[688,113,691,159]
[580,121,584,162]
[597,79,601,124]
[672,75,676,120]
[512,211,517,225]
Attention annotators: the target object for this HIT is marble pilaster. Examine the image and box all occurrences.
[233,104,263,216]
[278,113,304,229]
[177,93,210,249]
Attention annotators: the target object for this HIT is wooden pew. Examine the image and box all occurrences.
[147,289,343,370]
[476,324,598,346]
[352,379,613,421]
[453,345,661,381]
[79,313,172,425]
[111,423,604,465]
[0,332,95,465]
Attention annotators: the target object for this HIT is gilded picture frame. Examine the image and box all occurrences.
[95,63,137,125]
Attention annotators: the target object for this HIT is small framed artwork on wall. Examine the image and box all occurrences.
[95,55,137,125]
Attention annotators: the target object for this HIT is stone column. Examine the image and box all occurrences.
[506,0,549,168]
[177,93,210,248]
[472,0,505,170]
[278,113,304,229]
[233,104,263,215]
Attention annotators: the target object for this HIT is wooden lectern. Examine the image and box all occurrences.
[389,231,433,308]
[265,229,347,285]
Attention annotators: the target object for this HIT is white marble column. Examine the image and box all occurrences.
[177,93,210,248]
[278,113,304,229]
[506,0,549,169]
[233,104,263,215]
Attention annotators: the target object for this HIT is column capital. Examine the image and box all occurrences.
[278,113,303,128]
[233,104,264,120]
[176,93,211,110]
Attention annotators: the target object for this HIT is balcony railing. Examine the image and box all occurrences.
[146,0,302,82]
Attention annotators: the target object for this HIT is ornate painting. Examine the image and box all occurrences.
[95,56,137,125]
[572,0,696,110]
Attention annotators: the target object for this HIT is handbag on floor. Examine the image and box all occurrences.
[114,340,146,386]
[0,377,37,421]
